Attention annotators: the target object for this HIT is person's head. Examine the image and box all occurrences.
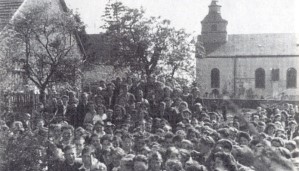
[166,147,180,160]
[179,101,188,112]
[165,159,183,171]
[87,102,96,112]
[164,97,173,107]
[133,155,148,171]
[185,162,207,171]
[181,139,193,150]
[215,139,233,153]
[264,123,276,136]
[122,133,133,151]
[101,134,113,150]
[198,136,215,155]
[91,134,102,149]
[257,121,266,132]
[102,147,113,165]
[111,147,126,167]
[285,140,297,152]
[63,145,76,165]
[120,155,135,171]
[271,137,285,148]
[74,136,85,156]
[81,146,95,168]
[148,151,163,171]
[94,121,105,132]
[85,123,94,134]
[61,125,74,142]
[91,162,107,171]
[213,152,238,171]
[237,132,251,146]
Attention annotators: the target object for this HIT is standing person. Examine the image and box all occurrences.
[60,145,82,171]
[77,93,89,127]
[84,102,98,125]
[221,101,228,122]
[79,146,105,171]
[210,101,218,113]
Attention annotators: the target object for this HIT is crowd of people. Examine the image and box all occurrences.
[1,75,299,171]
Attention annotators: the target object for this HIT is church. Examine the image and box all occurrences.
[196,0,299,100]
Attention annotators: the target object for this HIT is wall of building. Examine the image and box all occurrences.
[196,56,299,99]
[196,57,234,96]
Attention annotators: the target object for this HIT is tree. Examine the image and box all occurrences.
[101,1,194,80]
[0,2,82,103]
[162,29,195,81]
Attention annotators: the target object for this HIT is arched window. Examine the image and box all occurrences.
[211,68,220,88]
[211,24,217,31]
[255,68,265,88]
[287,68,297,88]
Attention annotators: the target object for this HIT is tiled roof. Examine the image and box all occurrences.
[0,0,23,30]
[204,33,299,57]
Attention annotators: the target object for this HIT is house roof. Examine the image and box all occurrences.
[0,0,23,30]
[203,33,299,57]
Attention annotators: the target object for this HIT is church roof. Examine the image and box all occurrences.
[204,33,299,57]
[0,0,23,30]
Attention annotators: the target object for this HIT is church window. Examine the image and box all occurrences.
[287,68,297,88]
[271,69,279,81]
[211,68,220,88]
[255,68,265,88]
[211,24,217,31]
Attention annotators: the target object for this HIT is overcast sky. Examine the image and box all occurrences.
[65,0,299,35]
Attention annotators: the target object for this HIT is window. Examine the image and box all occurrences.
[255,68,265,88]
[271,69,279,81]
[287,68,297,88]
[211,24,217,31]
[211,68,220,88]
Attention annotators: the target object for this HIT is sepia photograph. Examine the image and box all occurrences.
[0,0,299,170]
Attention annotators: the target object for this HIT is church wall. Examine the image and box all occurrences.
[236,57,299,100]
[196,57,234,96]
[196,57,299,100]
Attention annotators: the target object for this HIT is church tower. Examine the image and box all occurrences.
[201,0,228,44]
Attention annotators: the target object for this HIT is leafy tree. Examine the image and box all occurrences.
[0,2,83,103]
[101,1,194,80]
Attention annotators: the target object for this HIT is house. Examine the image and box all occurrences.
[196,0,299,100]
[0,0,87,93]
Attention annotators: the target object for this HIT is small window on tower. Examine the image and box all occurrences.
[211,24,217,31]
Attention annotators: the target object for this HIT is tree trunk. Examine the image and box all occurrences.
[39,88,46,105]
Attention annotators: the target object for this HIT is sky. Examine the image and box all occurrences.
[65,0,299,35]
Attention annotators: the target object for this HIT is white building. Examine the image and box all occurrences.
[196,0,299,100]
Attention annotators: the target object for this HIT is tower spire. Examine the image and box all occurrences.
[201,0,228,44]
[209,0,221,14]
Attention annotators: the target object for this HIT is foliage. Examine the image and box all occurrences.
[0,2,83,103]
[101,1,195,81]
